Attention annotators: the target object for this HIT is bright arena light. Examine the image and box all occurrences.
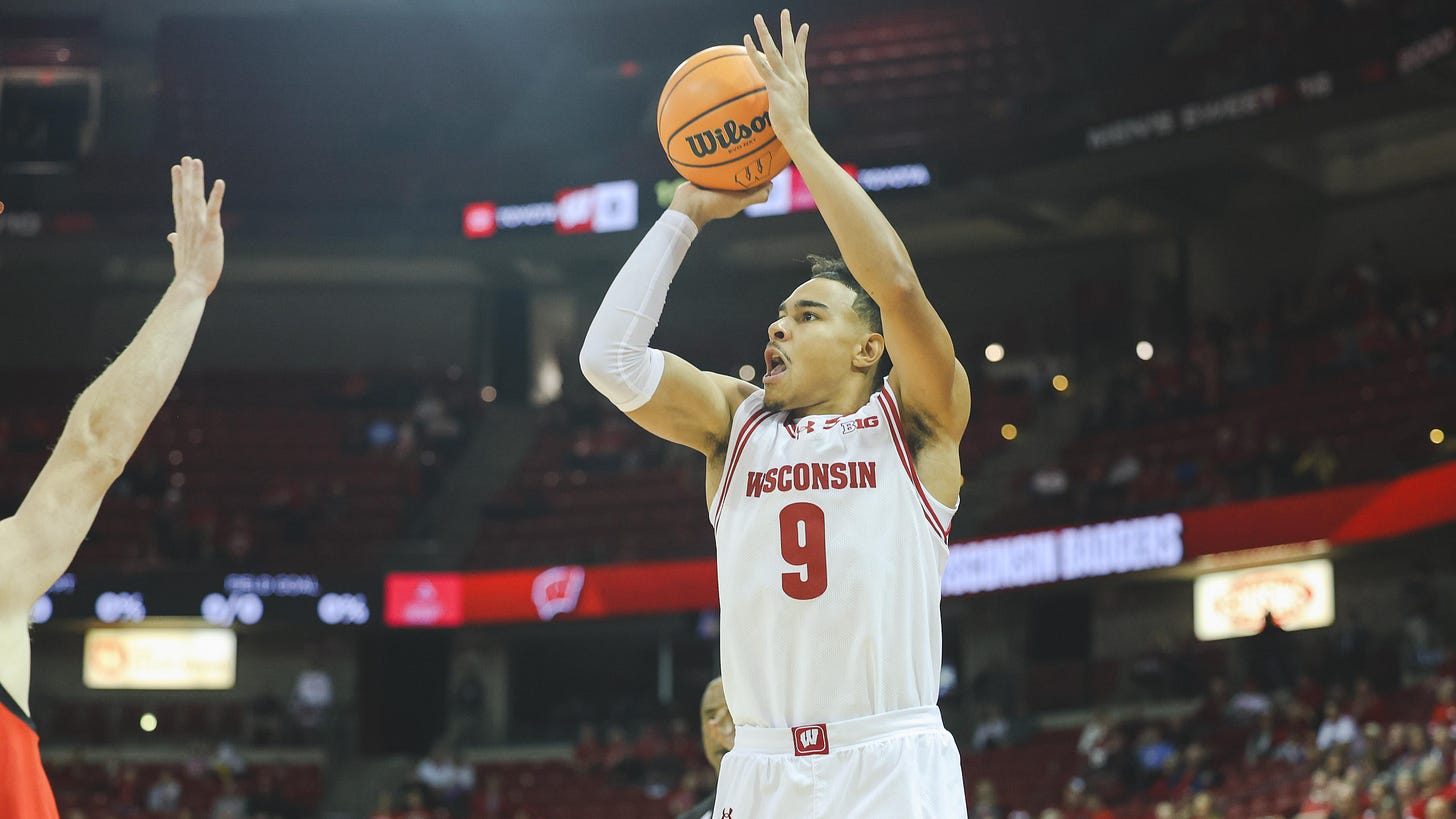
[1000,424,1018,441]
[1136,341,1154,361]
[984,343,1005,363]
[1433,428,1447,445]
[738,364,756,381]
[140,713,158,733]
[1052,375,1069,392]
[480,386,498,403]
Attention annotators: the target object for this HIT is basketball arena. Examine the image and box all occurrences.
[2,1,1456,818]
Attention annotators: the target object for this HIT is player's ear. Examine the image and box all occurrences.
[853,333,885,371]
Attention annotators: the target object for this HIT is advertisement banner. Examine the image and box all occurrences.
[1194,559,1335,641]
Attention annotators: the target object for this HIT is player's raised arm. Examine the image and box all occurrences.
[579,182,769,457]
[745,10,970,439]
[0,157,226,614]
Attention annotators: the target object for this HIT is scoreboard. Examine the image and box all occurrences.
[32,571,379,628]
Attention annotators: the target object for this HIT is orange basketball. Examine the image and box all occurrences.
[657,45,790,191]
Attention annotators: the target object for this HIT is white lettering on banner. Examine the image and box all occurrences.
[941,531,1059,595]
[1398,27,1456,75]
[1297,72,1334,101]
[497,202,556,229]
[317,593,371,625]
[590,180,639,234]
[0,210,43,237]
[858,164,932,191]
[1180,86,1280,132]
[1058,513,1183,580]
[1086,111,1176,151]
[223,573,320,597]
[942,514,1184,596]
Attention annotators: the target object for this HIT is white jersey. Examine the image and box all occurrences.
[711,382,957,729]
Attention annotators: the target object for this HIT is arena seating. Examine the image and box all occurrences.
[46,758,323,819]
[0,371,458,570]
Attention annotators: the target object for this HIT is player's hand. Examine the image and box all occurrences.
[745,10,812,150]
[668,180,772,229]
[168,156,226,296]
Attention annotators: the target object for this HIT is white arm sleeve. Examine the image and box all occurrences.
[578,209,698,411]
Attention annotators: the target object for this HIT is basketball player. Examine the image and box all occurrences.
[677,676,735,819]
[580,10,970,816]
[0,158,225,817]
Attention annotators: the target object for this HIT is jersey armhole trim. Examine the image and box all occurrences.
[0,680,36,734]
[711,403,773,528]
[876,390,952,543]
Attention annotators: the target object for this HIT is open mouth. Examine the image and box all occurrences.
[764,346,789,383]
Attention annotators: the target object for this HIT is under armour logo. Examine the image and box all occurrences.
[792,723,829,756]
[721,810,733,819]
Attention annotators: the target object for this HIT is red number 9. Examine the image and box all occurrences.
[779,502,828,600]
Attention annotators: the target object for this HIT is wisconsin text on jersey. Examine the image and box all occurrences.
[743,460,878,497]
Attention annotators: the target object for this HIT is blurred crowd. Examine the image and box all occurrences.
[1005,254,1456,532]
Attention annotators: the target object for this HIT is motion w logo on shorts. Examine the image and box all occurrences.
[792,723,829,756]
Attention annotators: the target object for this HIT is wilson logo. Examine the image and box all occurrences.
[793,723,829,756]
[683,114,772,158]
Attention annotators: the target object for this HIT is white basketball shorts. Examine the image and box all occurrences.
[712,706,968,819]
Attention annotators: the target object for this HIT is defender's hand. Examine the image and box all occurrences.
[168,156,226,296]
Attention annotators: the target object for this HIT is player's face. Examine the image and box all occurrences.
[763,278,870,412]
[700,679,734,763]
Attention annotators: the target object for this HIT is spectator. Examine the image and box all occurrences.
[367,792,396,819]
[1432,679,1456,728]
[972,706,1011,752]
[1077,710,1116,772]
[415,746,460,808]
[211,740,247,783]
[1294,437,1340,489]
[574,725,604,774]
[1317,700,1360,752]
[398,789,430,819]
[146,770,182,813]
[210,780,248,819]
[291,655,334,740]
[970,778,1003,819]
[249,770,300,819]
[1135,726,1177,788]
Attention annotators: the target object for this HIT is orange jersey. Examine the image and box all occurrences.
[0,683,60,819]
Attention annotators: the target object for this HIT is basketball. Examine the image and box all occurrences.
[657,45,791,191]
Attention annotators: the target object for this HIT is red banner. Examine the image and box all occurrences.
[387,462,1456,625]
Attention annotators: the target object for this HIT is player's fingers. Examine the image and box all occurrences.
[753,14,783,70]
[796,23,809,62]
[171,164,184,224]
[780,10,795,64]
[167,232,176,246]
[181,157,198,225]
[207,179,226,218]
[751,182,773,204]
[743,34,772,81]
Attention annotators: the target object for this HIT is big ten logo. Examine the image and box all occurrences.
[840,415,880,434]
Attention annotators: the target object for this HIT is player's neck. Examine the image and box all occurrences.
[784,377,878,422]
